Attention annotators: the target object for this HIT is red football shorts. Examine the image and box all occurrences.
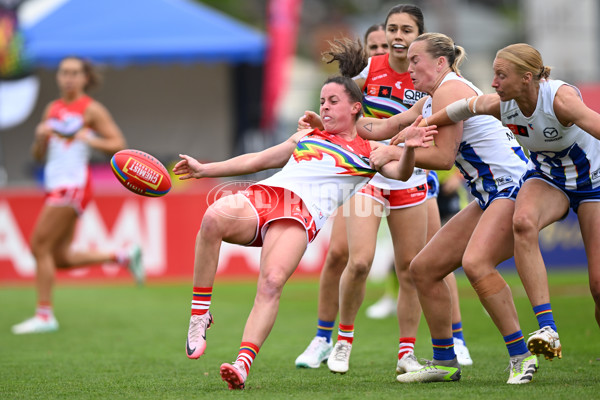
[45,179,93,215]
[356,183,427,209]
[240,184,318,247]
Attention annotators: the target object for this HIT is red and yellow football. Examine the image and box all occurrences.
[111,149,171,197]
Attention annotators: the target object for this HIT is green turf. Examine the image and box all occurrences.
[1,271,599,399]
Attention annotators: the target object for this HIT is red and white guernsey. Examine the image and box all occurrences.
[259,129,376,230]
[356,54,428,190]
[43,95,93,191]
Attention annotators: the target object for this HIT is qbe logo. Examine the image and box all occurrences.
[403,89,427,105]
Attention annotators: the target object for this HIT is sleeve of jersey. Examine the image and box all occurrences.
[354,58,372,82]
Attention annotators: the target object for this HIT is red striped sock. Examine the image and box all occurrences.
[191,286,212,316]
[337,323,354,344]
[236,342,260,374]
[398,337,416,359]
[36,301,53,321]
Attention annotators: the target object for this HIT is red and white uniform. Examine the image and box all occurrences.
[43,95,93,212]
[355,54,428,207]
[243,129,375,245]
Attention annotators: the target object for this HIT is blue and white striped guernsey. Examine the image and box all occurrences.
[500,79,600,191]
[423,72,529,208]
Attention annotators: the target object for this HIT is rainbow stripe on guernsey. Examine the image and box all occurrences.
[293,139,374,177]
[362,95,410,119]
[110,157,170,197]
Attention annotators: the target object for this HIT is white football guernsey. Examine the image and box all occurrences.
[424,72,529,207]
[258,130,376,230]
[500,79,600,191]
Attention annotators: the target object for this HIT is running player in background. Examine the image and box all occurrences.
[423,42,600,362]
[366,33,536,384]
[11,56,143,335]
[177,75,436,390]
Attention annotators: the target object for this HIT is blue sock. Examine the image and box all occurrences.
[533,303,557,331]
[316,319,335,343]
[503,330,528,357]
[452,322,465,344]
[432,337,455,361]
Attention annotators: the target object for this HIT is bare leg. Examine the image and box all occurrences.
[192,195,258,287]
[339,195,382,325]
[30,205,80,303]
[241,220,308,346]
[513,179,568,309]
[577,202,600,331]
[317,210,348,322]
[186,195,260,360]
[410,203,478,340]
[388,202,427,338]
[426,197,463,325]
[462,199,520,336]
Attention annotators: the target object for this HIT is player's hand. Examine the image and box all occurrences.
[369,145,402,170]
[173,154,204,180]
[389,130,405,146]
[298,110,324,131]
[34,122,53,142]
[73,128,95,144]
[403,116,437,148]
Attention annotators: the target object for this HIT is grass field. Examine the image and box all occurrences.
[1,270,599,399]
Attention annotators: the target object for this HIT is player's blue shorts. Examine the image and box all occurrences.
[521,169,600,214]
[426,171,439,200]
[476,185,520,211]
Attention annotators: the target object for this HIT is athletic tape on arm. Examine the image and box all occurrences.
[446,96,478,122]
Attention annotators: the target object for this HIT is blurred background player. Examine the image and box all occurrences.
[11,56,143,335]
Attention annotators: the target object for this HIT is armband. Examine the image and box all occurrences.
[446,96,478,122]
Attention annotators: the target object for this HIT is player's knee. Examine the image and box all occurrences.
[512,211,537,238]
[394,253,414,273]
[324,244,349,270]
[461,251,487,278]
[409,257,427,288]
[256,270,287,301]
[345,256,372,279]
[52,248,74,269]
[29,236,52,260]
[199,208,227,240]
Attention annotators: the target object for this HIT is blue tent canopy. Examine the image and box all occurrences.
[24,0,266,67]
